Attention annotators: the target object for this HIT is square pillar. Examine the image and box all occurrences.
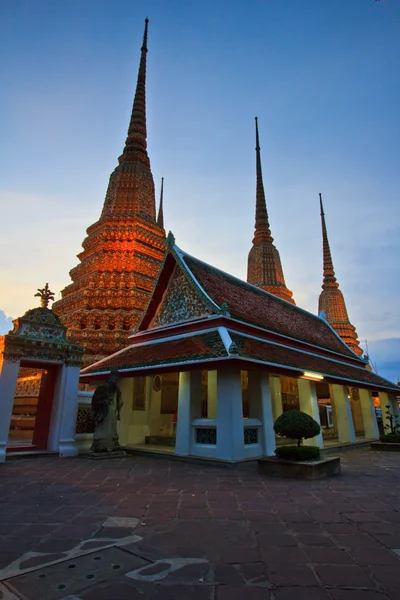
[330,384,356,443]
[0,357,20,462]
[216,368,244,461]
[48,364,81,457]
[359,388,379,439]
[207,370,217,418]
[175,371,202,455]
[297,378,324,448]
[270,375,282,422]
[248,370,276,456]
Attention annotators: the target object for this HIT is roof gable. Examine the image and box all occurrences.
[148,263,212,329]
[137,247,220,332]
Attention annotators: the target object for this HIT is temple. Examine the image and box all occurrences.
[247,118,295,305]
[53,19,166,367]
[80,235,399,462]
[318,194,362,356]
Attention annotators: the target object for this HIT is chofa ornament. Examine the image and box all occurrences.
[34,283,55,309]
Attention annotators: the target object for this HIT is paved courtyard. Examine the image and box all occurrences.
[0,449,399,600]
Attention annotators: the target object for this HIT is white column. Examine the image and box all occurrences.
[48,364,81,457]
[207,370,217,418]
[359,388,379,439]
[297,379,324,448]
[330,384,356,443]
[269,375,282,422]
[175,371,202,456]
[248,371,276,456]
[0,357,20,462]
[216,368,244,461]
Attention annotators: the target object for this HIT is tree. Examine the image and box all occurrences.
[274,410,321,447]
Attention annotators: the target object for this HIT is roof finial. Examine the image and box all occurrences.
[253,117,273,243]
[119,18,150,161]
[319,193,338,289]
[35,283,55,309]
[157,177,164,229]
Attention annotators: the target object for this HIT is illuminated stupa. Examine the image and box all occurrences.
[53,20,166,366]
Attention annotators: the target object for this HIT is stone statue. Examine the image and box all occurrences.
[91,371,123,453]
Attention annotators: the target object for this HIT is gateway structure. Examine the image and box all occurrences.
[80,236,399,462]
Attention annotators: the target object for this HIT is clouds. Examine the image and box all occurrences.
[0,310,13,336]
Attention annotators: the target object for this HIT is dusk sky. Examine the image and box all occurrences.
[1,0,399,382]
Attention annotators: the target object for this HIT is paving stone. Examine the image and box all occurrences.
[368,566,400,589]
[348,547,400,566]
[329,591,391,600]
[305,547,355,564]
[216,586,270,599]
[267,564,318,586]
[261,546,307,564]
[314,565,374,587]
[274,587,331,600]
[295,534,333,546]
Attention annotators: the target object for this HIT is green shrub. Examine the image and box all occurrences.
[274,410,321,447]
[275,445,320,461]
[380,433,400,444]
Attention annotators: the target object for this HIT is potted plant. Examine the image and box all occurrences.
[258,409,341,479]
[371,405,400,451]
[273,410,321,461]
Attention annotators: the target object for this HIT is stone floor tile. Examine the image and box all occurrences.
[295,534,333,546]
[368,566,400,589]
[314,564,374,587]
[261,546,307,564]
[274,587,331,600]
[257,533,297,547]
[305,547,357,564]
[329,591,391,600]
[216,586,270,599]
[267,564,318,586]
[348,547,400,566]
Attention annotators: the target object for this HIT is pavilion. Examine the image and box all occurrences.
[80,235,399,462]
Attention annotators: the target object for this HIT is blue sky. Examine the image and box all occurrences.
[1,0,399,382]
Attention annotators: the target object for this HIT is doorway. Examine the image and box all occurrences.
[7,363,59,452]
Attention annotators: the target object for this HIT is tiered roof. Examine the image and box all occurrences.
[81,240,398,393]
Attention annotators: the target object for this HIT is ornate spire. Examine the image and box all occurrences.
[99,18,157,222]
[157,177,164,229]
[247,118,295,305]
[119,18,149,162]
[320,193,338,289]
[318,194,362,355]
[253,117,273,244]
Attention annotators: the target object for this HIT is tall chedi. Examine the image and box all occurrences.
[53,19,166,367]
[318,193,362,356]
[247,118,295,305]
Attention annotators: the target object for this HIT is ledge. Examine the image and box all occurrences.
[257,455,341,480]
[371,442,400,452]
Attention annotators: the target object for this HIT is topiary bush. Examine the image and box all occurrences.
[274,410,321,448]
[275,445,320,461]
